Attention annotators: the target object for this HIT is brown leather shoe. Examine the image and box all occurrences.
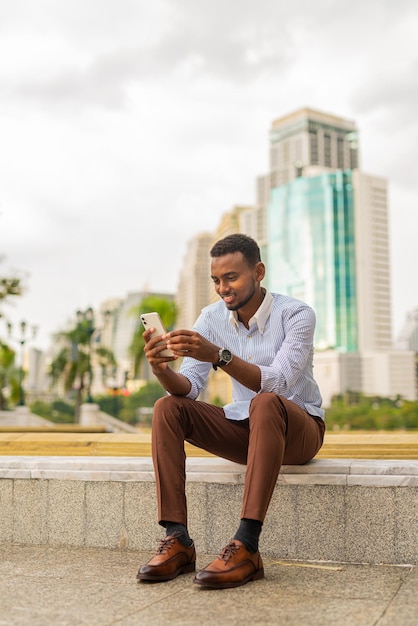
[137,535,196,582]
[193,539,264,589]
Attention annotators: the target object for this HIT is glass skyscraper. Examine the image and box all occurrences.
[255,108,393,355]
[268,171,358,352]
[248,108,415,403]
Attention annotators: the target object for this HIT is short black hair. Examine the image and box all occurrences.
[210,233,261,267]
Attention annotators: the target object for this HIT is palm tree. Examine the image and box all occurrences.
[49,309,117,422]
[129,296,178,378]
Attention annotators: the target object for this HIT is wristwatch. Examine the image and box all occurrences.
[213,348,233,370]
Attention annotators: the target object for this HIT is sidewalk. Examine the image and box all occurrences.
[0,544,416,625]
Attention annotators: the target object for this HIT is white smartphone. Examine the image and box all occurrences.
[140,312,175,357]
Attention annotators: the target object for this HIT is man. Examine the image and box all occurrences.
[137,233,324,589]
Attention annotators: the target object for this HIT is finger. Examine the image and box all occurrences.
[167,339,191,353]
[166,329,194,339]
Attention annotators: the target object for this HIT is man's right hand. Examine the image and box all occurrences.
[142,329,193,397]
[143,328,177,374]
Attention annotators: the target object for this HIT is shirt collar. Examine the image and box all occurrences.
[229,289,273,334]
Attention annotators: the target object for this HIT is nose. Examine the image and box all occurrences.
[218,280,230,294]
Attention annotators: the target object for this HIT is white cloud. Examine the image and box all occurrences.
[0,0,417,348]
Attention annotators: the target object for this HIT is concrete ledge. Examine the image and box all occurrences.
[1,456,418,485]
[1,456,417,565]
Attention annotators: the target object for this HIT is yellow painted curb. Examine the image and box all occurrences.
[0,431,418,459]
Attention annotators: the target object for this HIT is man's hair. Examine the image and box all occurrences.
[210,233,261,267]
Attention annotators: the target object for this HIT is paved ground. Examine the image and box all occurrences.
[0,544,416,625]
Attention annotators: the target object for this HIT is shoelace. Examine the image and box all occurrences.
[156,536,177,555]
[219,541,240,563]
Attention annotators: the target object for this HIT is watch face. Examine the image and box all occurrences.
[220,349,232,362]
[213,348,232,370]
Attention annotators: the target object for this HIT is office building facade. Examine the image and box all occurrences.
[176,232,214,330]
[254,108,415,404]
[267,169,392,354]
[396,308,418,352]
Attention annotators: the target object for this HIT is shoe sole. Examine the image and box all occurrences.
[193,567,264,589]
[137,561,196,583]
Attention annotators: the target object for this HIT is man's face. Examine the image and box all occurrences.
[210,252,264,313]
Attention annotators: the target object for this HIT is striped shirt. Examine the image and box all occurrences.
[178,290,324,421]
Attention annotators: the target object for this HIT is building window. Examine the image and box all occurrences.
[283,140,289,165]
[337,137,344,169]
[324,133,331,167]
[350,148,358,169]
[309,131,318,165]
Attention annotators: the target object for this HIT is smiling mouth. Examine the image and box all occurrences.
[222,295,235,304]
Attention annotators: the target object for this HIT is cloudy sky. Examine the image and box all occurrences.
[1,0,417,350]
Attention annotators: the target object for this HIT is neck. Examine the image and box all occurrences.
[237,288,265,328]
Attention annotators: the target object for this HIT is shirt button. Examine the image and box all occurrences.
[248,355,252,361]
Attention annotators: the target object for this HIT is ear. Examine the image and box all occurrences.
[254,262,265,283]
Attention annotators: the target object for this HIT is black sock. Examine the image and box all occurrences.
[163,522,193,547]
[233,518,263,553]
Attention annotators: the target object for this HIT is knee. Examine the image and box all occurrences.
[153,395,177,417]
[249,393,287,426]
[152,395,188,427]
[153,395,171,413]
[250,392,283,412]
[153,395,174,424]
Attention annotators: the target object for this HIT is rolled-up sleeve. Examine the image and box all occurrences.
[178,358,212,399]
[177,311,216,399]
[258,305,316,395]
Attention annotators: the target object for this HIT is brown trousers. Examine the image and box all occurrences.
[152,392,325,527]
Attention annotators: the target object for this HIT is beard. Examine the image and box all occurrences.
[224,284,256,311]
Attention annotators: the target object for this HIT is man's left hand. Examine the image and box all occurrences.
[165,330,218,364]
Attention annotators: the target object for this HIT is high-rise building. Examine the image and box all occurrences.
[267,107,359,187]
[396,308,418,352]
[176,232,213,330]
[268,169,392,353]
[395,308,418,399]
[251,107,392,353]
[256,110,358,222]
[246,107,416,404]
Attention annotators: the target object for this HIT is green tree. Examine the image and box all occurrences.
[325,393,418,430]
[0,275,22,312]
[129,296,177,378]
[0,341,20,410]
[49,309,117,421]
[30,399,75,423]
[110,382,166,425]
[95,345,118,387]
[0,262,24,407]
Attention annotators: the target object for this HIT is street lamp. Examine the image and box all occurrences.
[6,320,38,406]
